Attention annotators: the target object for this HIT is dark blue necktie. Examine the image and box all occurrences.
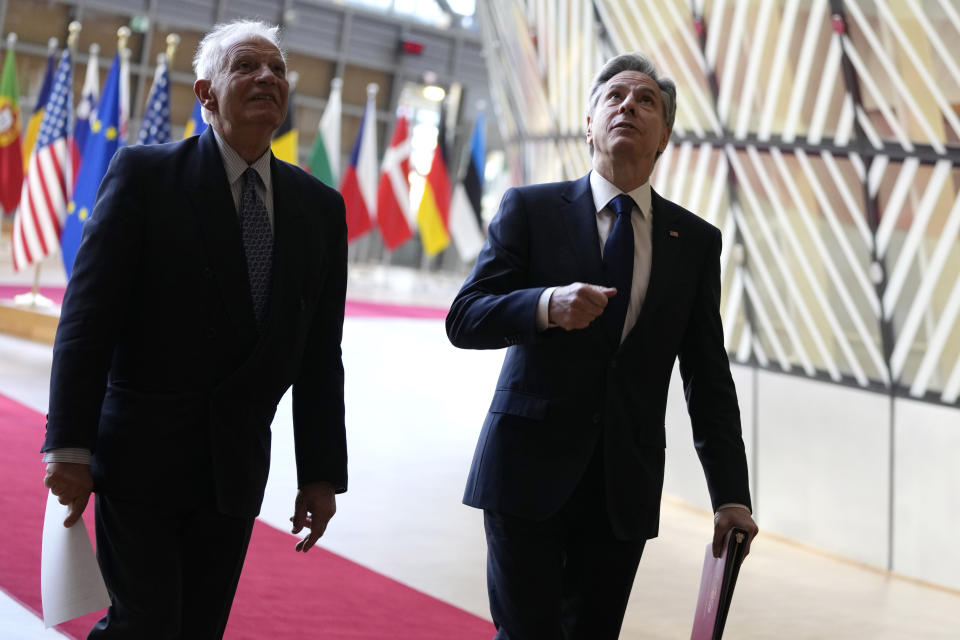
[601,194,635,344]
[240,167,274,326]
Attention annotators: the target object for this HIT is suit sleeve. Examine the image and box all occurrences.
[446,187,546,350]
[291,188,348,493]
[677,228,752,512]
[44,148,144,452]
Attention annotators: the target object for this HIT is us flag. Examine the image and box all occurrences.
[11,48,75,271]
[136,53,171,145]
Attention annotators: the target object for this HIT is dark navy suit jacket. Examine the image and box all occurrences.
[43,127,348,518]
[446,174,751,540]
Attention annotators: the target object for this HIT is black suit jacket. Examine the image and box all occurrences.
[446,174,751,540]
[43,128,348,518]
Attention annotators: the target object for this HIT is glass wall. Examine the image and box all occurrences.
[478,0,960,407]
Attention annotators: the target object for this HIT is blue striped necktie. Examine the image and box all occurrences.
[240,167,274,326]
[601,194,635,344]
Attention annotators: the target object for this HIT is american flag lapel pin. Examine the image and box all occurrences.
[669,230,679,238]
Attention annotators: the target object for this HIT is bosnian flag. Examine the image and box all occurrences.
[375,112,413,250]
[340,83,379,242]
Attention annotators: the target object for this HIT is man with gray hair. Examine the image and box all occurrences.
[447,52,757,638]
[42,19,347,638]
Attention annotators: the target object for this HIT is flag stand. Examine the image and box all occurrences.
[14,262,54,308]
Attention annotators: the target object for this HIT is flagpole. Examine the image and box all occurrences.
[117,26,130,57]
[14,246,53,307]
[165,33,180,65]
[67,20,80,58]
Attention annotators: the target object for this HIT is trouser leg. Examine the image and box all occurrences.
[482,441,647,640]
[483,509,565,640]
[88,494,254,640]
[179,509,254,639]
[88,495,182,639]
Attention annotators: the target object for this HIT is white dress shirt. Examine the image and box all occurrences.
[536,171,653,343]
[211,128,276,230]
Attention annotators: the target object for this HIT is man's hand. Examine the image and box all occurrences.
[548,283,617,330]
[43,462,93,528]
[712,506,759,559]
[290,481,337,553]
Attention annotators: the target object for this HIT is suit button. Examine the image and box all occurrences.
[206,327,216,338]
[202,267,214,279]
[592,412,602,424]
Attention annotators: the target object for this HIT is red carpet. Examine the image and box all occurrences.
[0,284,66,305]
[0,285,448,320]
[0,392,493,638]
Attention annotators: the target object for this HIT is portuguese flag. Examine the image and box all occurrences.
[0,38,23,214]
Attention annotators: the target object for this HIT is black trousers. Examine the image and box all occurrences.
[483,448,646,640]
[88,493,255,640]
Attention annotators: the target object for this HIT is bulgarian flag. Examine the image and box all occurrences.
[0,33,23,214]
[307,77,341,188]
[339,83,378,242]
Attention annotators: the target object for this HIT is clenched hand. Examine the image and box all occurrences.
[712,506,759,559]
[548,283,617,330]
[44,462,93,527]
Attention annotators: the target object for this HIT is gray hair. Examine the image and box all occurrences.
[586,53,676,153]
[193,19,286,124]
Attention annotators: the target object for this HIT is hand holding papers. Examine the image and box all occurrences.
[691,527,748,640]
[41,491,110,628]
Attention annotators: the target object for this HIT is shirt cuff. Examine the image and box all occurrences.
[715,503,751,515]
[536,287,557,331]
[43,448,92,465]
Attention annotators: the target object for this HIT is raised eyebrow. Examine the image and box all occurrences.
[634,86,661,101]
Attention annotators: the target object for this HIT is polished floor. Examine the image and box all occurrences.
[1,261,958,638]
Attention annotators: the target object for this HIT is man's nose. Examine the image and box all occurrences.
[618,95,636,115]
[253,62,277,82]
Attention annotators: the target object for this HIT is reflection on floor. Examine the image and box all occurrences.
[0,264,958,638]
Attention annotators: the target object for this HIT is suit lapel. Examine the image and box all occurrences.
[559,175,603,283]
[263,158,314,334]
[623,188,682,346]
[190,128,257,338]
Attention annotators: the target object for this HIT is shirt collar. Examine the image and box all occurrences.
[589,170,652,218]
[211,127,273,191]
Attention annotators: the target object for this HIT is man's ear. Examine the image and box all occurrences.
[586,115,593,148]
[658,126,672,153]
[194,79,216,114]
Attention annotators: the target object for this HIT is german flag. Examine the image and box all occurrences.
[417,104,451,256]
[271,88,298,165]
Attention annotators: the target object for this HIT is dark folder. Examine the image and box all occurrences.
[690,527,748,640]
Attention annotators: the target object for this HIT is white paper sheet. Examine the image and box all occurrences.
[40,491,110,628]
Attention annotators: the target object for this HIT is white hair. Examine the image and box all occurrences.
[193,19,286,124]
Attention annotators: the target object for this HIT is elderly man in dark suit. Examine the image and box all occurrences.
[447,52,759,639]
[41,19,347,639]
